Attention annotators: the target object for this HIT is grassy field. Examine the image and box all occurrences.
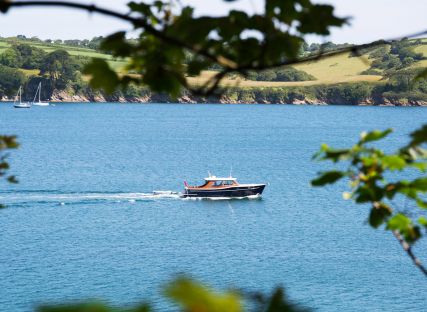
[413,44,427,68]
[1,38,426,86]
[0,39,128,73]
[187,51,382,88]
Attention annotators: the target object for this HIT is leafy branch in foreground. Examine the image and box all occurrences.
[0,135,19,207]
[37,277,308,312]
[0,0,348,96]
[312,124,427,276]
[2,1,427,97]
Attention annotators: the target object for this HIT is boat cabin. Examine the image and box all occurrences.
[186,176,239,189]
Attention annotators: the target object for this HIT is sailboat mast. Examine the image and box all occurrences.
[38,82,41,103]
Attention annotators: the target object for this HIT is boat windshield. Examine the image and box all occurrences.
[213,180,234,186]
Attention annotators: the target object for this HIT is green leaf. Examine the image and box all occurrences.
[381,155,407,171]
[416,198,427,209]
[7,175,18,184]
[128,2,153,17]
[410,177,427,192]
[311,171,344,186]
[0,1,11,13]
[409,162,427,172]
[100,32,132,57]
[354,184,384,203]
[324,149,351,162]
[83,59,120,94]
[418,216,427,228]
[408,124,427,147]
[297,4,347,35]
[387,213,421,243]
[359,129,393,144]
[369,203,392,228]
[164,277,241,312]
[387,214,412,231]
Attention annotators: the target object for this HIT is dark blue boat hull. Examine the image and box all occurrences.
[182,184,266,198]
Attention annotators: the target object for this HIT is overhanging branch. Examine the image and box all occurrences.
[2,0,427,73]
[2,0,427,96]
[393,230,427,277]
[0,0,236,68]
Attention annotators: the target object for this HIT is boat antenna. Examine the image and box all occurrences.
[229,165,233,178]
[208,170,211,177]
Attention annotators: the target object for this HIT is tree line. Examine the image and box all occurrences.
[0,43,87,99]
[3,34,105,50]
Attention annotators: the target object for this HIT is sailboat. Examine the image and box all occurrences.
[13,86,31,109]
[32,82,49,106]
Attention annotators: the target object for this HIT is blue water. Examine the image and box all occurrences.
[0,103,426,311]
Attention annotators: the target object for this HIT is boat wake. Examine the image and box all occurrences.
[0,190,181,207]
[0,190,262,207]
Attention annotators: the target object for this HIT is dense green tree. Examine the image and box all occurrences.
[40,49,79,89]
[0,65,26,97]
[0,47,20,67]
[248,67,315,82]
[0,43,47,69]
[13,43,47,69]
[87,36,104,50]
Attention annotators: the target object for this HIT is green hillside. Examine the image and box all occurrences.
[1,37,426,87]
[0,37,426,105]
[0,38,127,73]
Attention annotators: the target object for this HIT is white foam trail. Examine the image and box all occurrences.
[0,191,261,206]
[0,191,182,206]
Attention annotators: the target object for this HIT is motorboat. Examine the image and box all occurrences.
[13,86,31,108]
[182,175,266,198]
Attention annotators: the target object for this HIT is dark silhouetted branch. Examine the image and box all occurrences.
[2,0,427,95]
[393,230,427,277]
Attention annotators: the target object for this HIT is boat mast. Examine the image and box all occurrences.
[32,82,41,103]
[14,87,20,105]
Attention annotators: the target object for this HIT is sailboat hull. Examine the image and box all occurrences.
[32,102,49,106]
[13,103,31,108]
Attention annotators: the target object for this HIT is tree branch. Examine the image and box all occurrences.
[3,1,427,73]
[392,230,427,277]
[0,0,236,68]
[2,0,427,95]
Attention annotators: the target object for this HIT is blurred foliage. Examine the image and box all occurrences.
[312,124,427,272]
[0,0,346,96]
[37,277,308,312]
[0,135,19,208]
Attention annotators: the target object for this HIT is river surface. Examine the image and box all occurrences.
[0,103,426,311]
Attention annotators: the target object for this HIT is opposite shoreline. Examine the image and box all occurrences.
[2,93,427,106]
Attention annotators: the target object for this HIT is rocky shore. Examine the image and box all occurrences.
[2,90,427,106]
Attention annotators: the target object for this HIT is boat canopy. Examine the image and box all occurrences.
[204,176,237,182]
